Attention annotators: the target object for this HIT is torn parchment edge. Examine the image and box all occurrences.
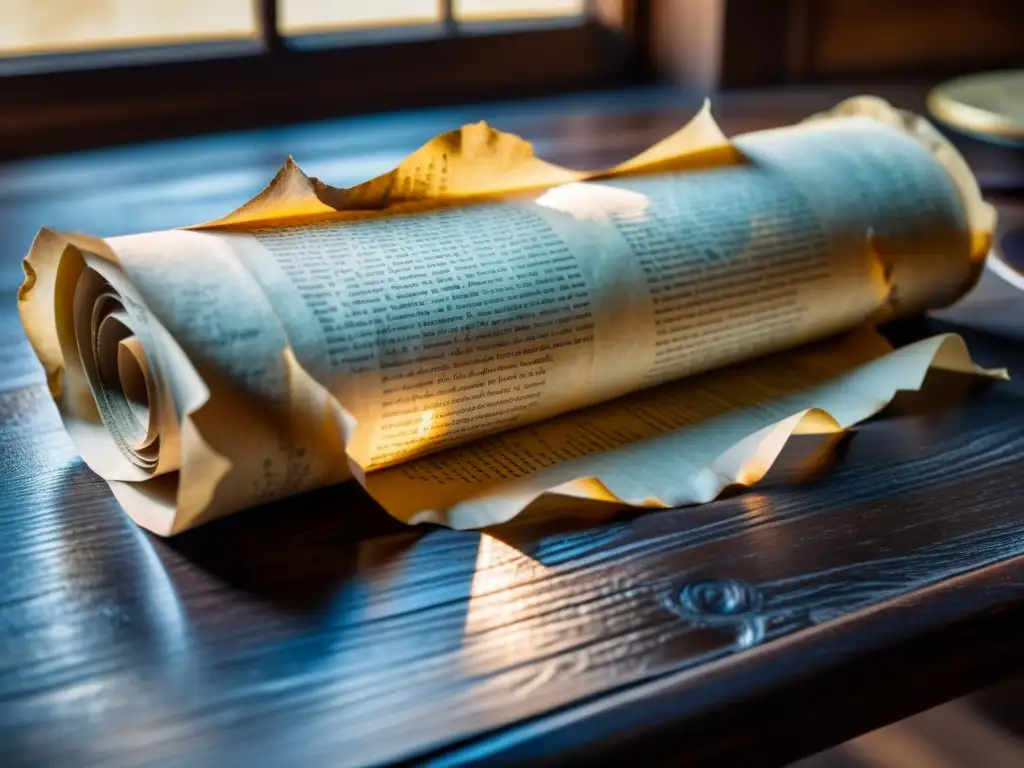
[190,100,733,230]
[399,332,1006,530]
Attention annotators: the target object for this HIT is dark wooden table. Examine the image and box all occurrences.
[3,83,1024,768]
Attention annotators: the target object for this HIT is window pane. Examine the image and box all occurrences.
[454,0,585,21]
[281,0,441,35]
[0,0,256,57]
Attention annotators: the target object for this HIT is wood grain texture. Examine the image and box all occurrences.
[3,85,1024,767]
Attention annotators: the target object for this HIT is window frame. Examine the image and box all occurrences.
[0,0,646,158]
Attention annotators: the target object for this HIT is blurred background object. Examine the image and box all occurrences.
[794,675,1024,768]
[929,69,1024,144]
[649,0,1024,91]
[0,0,620,157]
[3,0,1024,158]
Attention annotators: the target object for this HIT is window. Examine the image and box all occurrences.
[0,1,257,57]
[0,1,631,157]
[281,1,441,34]
[0,1,590,59]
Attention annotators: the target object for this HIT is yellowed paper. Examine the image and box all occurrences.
[604,100,737,175]
[21,227,350,534]
[17,98,1001,535]
[206,157,337,228]
[198,99,734,230]
[366,328,1001,528]
[232,115,966,476]
[805,95,995,310]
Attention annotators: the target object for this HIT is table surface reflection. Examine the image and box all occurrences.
[3,83,1024,767]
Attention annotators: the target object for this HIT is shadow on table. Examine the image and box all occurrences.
[162,479,423,612]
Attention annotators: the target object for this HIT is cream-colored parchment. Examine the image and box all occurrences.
[17,98,1002,534]
[366,327,1002,528]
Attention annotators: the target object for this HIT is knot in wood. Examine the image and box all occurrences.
[678,579,761,617]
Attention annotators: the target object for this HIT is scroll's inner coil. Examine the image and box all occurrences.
[117,338,152,438]
[74,267,160,470]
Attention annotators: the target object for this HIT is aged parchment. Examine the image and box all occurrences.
[18,98,1001,534]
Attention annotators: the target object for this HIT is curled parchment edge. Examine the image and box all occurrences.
[403,333,1005,530]
[805,95,996,287]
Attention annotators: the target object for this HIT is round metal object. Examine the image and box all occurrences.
[928,70,1024,144]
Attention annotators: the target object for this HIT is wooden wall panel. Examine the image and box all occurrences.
[651,0,1024,89]
[810,0,1024,78]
